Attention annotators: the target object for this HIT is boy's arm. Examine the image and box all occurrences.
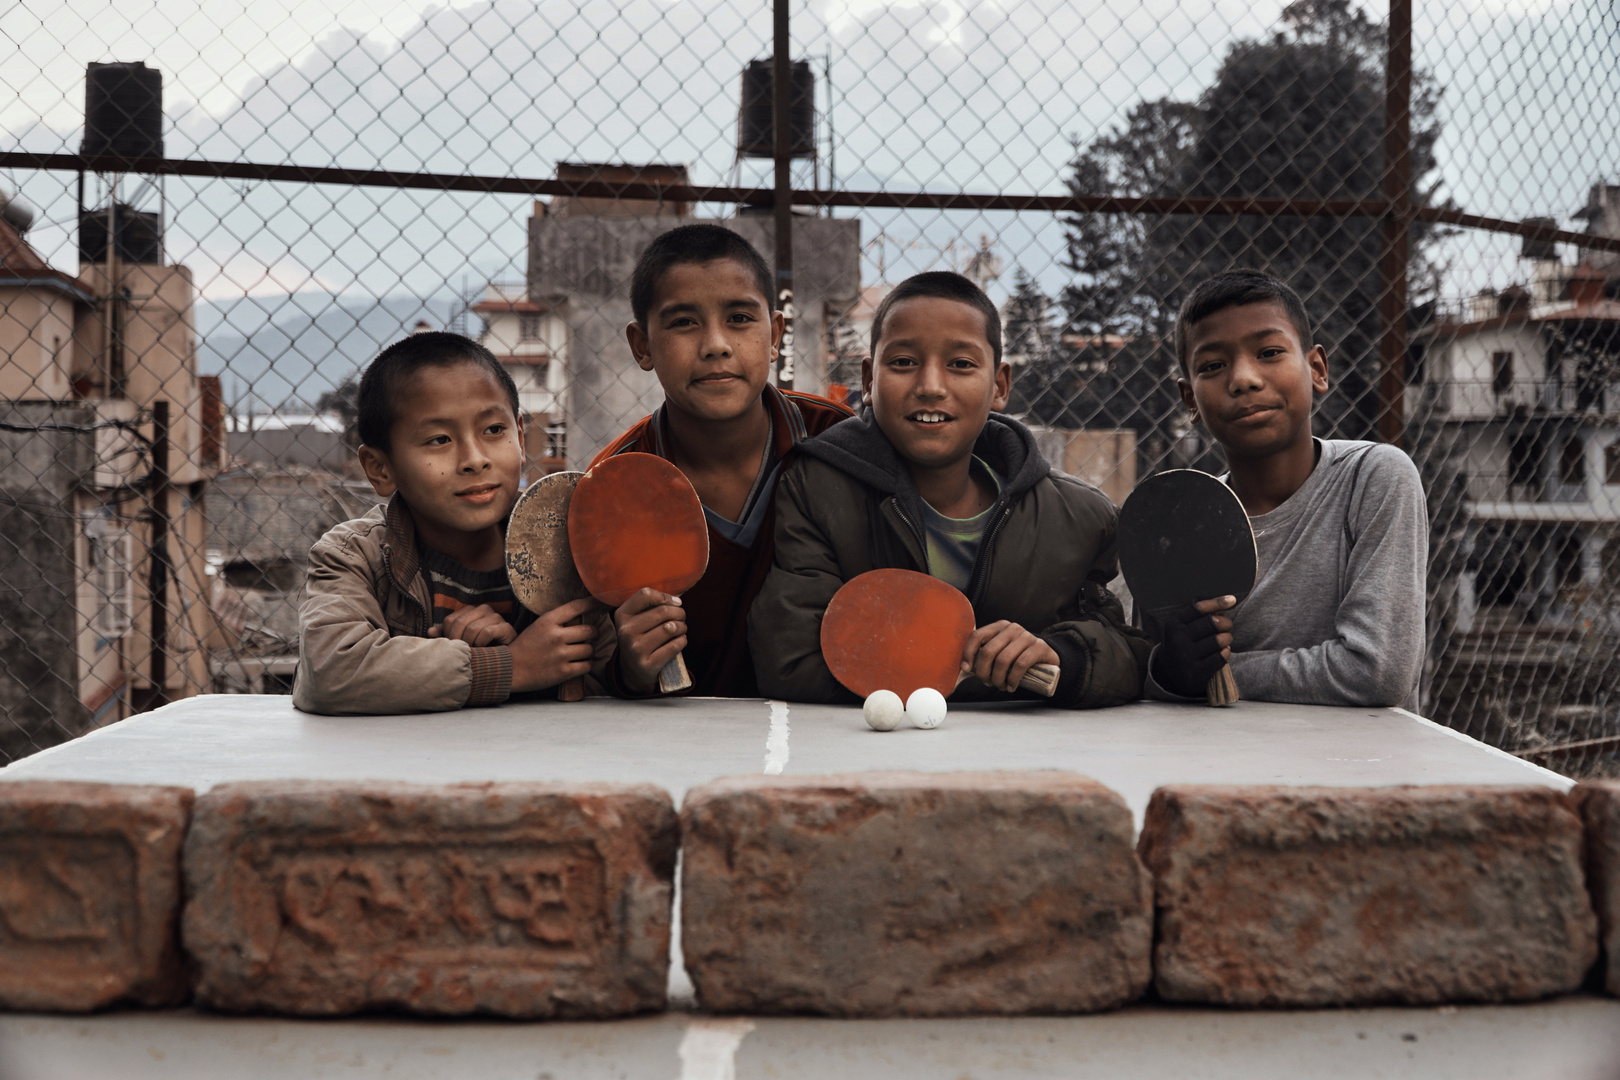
[1229,448,1428,707]
[293,529,510,715]
[748,461,859,704]
[1028,528,1153,708]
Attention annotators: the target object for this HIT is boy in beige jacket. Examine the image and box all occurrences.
[293,333,599,714]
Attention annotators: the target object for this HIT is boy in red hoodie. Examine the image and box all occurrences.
[593,224,852,696]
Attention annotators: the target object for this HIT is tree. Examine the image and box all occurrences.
[1056,0,1450,456]
[315,375,360,448]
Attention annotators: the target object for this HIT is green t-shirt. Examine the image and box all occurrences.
[920,456,1003,592]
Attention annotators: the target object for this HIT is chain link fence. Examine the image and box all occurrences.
[2,0,1617,777]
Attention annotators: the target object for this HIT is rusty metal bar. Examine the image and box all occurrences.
[145,399,170,710]
[1376,0,1413,447]
[772,0,795,390]
[9,152,1620,252]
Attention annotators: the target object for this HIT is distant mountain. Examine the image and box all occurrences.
[197,293,461,410]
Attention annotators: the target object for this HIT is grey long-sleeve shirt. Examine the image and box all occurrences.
[1148,438,1428,710]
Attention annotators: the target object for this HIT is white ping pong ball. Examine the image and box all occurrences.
[864,690,905,732]
[906,687,947,729]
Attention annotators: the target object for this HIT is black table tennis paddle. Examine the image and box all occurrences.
[1117,469,1256,706]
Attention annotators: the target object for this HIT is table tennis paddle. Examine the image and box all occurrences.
[820,568,1060,700]
[1117,469,1256,707]
[567,452,709,694]
[506,470,590,702]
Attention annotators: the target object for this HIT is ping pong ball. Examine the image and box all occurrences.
[864,690,905,731]
[906,687,947,729]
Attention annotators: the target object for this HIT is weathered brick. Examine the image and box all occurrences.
[0,781,192,1012]
[680,770,1152,1017]
[1138,784,1598,1007]
[1575,780,1620,996]
[183,780,677,1018]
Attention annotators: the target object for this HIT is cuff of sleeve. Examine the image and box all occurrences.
[1038,633,1090,708]
[466,645,513,707]
[1144,644,1204,702]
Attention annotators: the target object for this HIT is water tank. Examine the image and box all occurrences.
[82,61,163,161]
[1521,216,1558,261]
[0,189,35,234]
[737,59,815,159]
[79,205,162,264]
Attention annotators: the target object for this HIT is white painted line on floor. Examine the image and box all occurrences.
[1391,707,1573,789]
[763,700,790,775]
[677,1016,756,1080]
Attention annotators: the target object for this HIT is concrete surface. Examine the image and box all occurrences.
[2,998,1618,1080]
[0,695,1600,1078]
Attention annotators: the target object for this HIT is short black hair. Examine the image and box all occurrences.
[1175,269,1314,375]
[870,271,1002,364]
[630,223,775,327]
[355,331,520,451]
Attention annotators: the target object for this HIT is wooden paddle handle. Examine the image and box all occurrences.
[1206,663,1239,706]
[954,662,1060,697]
[558,676,586,702]
[658,652,692,694]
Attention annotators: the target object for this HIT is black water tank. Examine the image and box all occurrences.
[79,205,162,264]
[82,62,163,161]
[1521,216,1559,261]
[737,59,815,159]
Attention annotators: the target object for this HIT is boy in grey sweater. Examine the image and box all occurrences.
[1149,270,1428,709]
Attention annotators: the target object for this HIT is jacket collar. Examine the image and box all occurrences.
[648,384,812,462]
[797,407,1051,502]
[383,493,423,594]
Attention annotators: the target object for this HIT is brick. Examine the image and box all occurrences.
[1575,780,1620,996]
[680,770,1152,1017]
[0,781,193,1012]
[183,780,677,1018]
[1138,784,1598,1007]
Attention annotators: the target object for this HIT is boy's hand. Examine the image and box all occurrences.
[509,596,599,692]
[614,588,688,694]
[1150,595,1236,697]
[430,603,518,647]
[962,621,1061,693]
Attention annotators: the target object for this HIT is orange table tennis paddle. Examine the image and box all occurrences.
[567,452,709,694]
[506,470,590,702]
[820,568,1060,700]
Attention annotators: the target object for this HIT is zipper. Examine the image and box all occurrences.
[886,497,928,570]
[964,503,1014,607]
[381,542,431,636]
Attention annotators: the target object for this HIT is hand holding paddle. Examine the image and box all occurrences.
[1117,469,1256,707]
[506,470,594,700]
[568,453,710,694]
[821,569,1060,701]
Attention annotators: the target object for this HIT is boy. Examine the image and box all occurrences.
[594,224,852,696]
[1149,269,1428,709]
[293,332,601,714]
[749,271,1150,706]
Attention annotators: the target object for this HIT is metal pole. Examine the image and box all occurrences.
[1377,0,1412,446]
[147,399,171,709]
[772,0,795,390]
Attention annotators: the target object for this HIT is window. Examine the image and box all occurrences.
[83,515,131,638]
[519,313,544,342]
[1606,441,1620,485]
[1491,351,1514,395]
[1560,437,1586,485]
[1508,430,1544,489]
[545,422,567,461]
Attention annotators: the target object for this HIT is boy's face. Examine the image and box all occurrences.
[626,258,783,424]
[862,295,1011,471]
[1179,300,1329,461]
[358,361,523,542]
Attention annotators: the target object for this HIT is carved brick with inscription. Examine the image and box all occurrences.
[1139,785,1599,1006]
[680,771,1153,1017]
[1575,780,1620,995]
[183,781,677,1017]
[0,781,193,1011]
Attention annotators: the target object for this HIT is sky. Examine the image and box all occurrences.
[1,0,1614,401]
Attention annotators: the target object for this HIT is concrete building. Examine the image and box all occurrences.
[0,213,217,761]
[528,164,861,467]
[472,282,568,481]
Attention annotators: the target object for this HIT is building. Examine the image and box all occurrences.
[0,211,218,760]
[528,163,862,468]
[1417,257,1620,753]
[471,282,568,481]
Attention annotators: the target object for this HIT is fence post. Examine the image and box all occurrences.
[146,399,170,710]
[772,0,795,390]
[1377,0,1412,446]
